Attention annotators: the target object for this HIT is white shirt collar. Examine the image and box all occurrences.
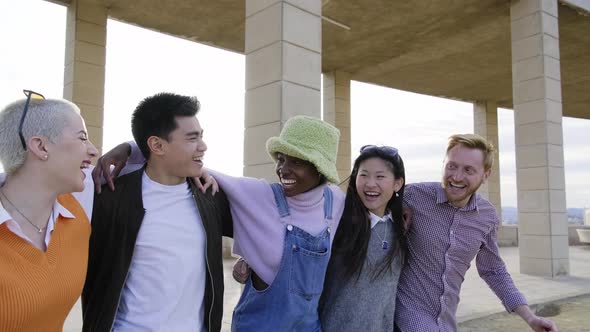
[0,173,75,226]
[0,172,76,248]
[53,200,75,219]
[0,198,75,248]
[369,211,393,229]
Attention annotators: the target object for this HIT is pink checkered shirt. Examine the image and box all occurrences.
[395,182,527,332]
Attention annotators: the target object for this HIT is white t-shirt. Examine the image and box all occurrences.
[113,171,207,332]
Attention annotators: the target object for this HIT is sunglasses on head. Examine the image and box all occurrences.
[19,89,45,150]
[359,145,399,158]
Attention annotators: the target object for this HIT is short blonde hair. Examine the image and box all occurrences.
[447,133,495,171]
[0,98,80,174]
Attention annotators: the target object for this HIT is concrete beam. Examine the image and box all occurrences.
[560,0,590,13]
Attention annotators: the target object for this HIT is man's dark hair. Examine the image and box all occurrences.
[131,92,200,159]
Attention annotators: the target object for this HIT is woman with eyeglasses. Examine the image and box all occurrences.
[318,145,408,332]
[0,92,98,331]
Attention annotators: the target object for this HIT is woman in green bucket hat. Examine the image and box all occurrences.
[206,115,346,331]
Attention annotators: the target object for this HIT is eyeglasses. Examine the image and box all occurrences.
[19,89,45,150]
[359,145,399,158]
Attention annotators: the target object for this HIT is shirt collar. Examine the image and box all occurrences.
[435,183,479,212]
[0,173,75,227]
[53,199,75,219]
[0,201,10,225]
[0,175,11,225]
[0,197,75,226]
[369,211,393,229]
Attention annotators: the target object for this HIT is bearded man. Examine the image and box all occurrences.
[395,134,558,332]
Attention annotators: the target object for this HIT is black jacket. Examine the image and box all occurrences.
[81,168,233,332]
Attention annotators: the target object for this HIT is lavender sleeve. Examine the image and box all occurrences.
[206,169,272,210]
[128,141,146,164]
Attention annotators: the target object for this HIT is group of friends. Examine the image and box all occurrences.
[0,91,559,331]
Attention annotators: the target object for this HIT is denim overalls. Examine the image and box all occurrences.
[231,183,333,332]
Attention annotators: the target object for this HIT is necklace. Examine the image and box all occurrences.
[0,189,48,233]
[373,218,390,250]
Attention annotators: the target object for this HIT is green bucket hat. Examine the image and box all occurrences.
[266,115,340,184]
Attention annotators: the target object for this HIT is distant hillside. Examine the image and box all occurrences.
[502,207,585,224]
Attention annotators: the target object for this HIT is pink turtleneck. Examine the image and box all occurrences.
[209,170,345,285]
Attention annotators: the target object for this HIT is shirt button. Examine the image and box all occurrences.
[287,224,293,231]
[450,230,454,235]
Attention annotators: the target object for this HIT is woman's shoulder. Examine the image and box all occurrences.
[326,183,346,221]
[326,183,345,201]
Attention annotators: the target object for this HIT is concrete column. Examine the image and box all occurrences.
[511,0,569,277]
[474,101,518,246]
[243,0,322,181]
[323,71,351,182]
[473,101,502,218]
[63,0,107,155]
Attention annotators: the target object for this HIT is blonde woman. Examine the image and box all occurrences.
[0,91,97,331]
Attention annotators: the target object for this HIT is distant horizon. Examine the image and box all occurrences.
[500,206,588,225]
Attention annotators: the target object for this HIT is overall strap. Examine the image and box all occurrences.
[270,183,290,217]
[323,187,333,220]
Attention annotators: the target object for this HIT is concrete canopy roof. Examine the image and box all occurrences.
[51,0,590,119]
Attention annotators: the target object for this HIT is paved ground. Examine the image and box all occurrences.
[64,245,590,332]
[459,294,590,332]
[456,246,590,323]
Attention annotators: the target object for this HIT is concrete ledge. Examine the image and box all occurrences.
[499,225,590,246]
[560,0,590,14]
[576,228,590,244]
[222,237,234,258]
[570,225,590,245]
[498,224,519,247]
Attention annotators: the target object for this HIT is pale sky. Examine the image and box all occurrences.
[1,0,589,209]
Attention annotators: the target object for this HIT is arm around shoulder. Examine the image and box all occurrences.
[207,168,271,203]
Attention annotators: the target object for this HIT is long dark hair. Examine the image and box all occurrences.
[331,146,407,280]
